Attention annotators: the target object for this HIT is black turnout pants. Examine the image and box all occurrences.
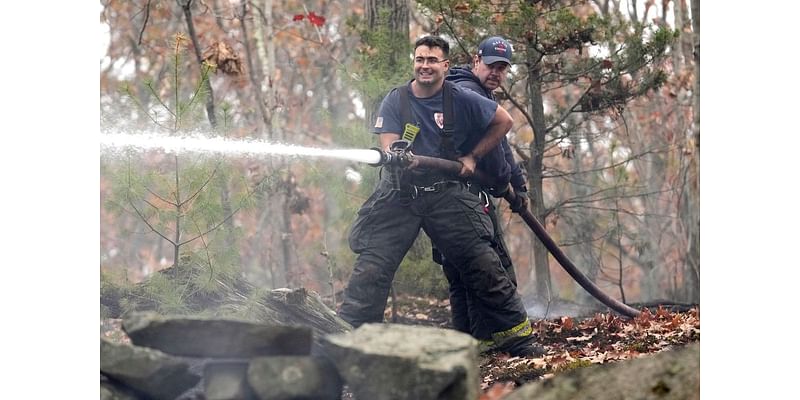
[439,197,518,340]
[338,177,528,336]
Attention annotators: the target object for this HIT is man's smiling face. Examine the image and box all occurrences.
[413,45,449,88]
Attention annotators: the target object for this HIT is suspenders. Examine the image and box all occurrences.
[396,81,457,160]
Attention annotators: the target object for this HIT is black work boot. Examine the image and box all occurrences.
[494,335,546,358]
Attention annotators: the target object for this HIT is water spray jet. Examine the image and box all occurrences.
[100,131,383,165]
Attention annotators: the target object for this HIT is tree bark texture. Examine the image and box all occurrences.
[179,0,218,128]
[525,41,554,301]
[684,0,700,303]
[254,0,279,139]
[364,0,409,130]
[238,2,270,132]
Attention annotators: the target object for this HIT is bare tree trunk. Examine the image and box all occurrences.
[684,0,700,303]
[680,0,694,66]
[178,0,218,128]
[249,0,293,287]
[257,0,291,286]
[238,1,270,131]
[691,0,700,146]
[254,0,278,138]
[614,197,626,303]
[670,0,685,67]
[365,0,409,66]
[364,0,409,129]
[525,42,554,301]
[281,172,295,287]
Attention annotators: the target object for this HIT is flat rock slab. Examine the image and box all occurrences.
[101,338,201,400]
[122,311,312,357]
[322,323,479,400]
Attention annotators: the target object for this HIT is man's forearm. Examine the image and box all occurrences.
[470,105,513,159]
[379,133,402,151]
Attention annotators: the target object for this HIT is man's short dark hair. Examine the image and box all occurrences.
[414,36,450,57]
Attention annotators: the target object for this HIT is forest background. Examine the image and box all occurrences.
[0,1,797,399]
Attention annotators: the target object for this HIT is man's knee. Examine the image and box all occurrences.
[339,260,394,326]
[461,250,505,283]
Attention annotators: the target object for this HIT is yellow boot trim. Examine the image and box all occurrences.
[491,318,533,342]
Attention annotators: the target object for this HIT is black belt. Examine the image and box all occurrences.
[405,173,452,187]
[405,180,462,199]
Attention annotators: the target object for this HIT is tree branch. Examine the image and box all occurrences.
[178,199,242,247]
[178,164,272,247]
[559,203,675,219]
[137,0,152,46]
[128,194,176,246]
[544,146,671,179]
[145,186,178,207]
[545,87,591,134]
[177,163,219,208]
[144,80,177,119]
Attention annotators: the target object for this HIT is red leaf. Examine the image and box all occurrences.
[479,382,515,400]
[293,14,304,21]
[308,11,326,27]
[561,316,574,331]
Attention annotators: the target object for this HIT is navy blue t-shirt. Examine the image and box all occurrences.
[371,81,498,159]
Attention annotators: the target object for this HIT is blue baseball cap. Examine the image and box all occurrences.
[478,36,512,65]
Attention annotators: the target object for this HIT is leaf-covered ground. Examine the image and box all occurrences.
[384,294,700,398]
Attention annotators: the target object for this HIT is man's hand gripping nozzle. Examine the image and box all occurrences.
[368,140,415,192]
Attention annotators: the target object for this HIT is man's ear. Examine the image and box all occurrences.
[472,54,481,67]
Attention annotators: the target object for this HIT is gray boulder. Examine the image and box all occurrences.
[122,311,312,357]
[100,375,141,400]
[504,342,700,400]
[100,338,201,400]
[203,361,257,400]
[247,356,343,400]
[322,323,479,400]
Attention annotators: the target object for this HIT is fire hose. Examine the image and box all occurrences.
[370,140,641,318]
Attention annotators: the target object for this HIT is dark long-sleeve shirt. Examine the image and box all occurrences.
[446,66,527,191]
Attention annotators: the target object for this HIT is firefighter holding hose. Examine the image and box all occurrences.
[338,35,545,357]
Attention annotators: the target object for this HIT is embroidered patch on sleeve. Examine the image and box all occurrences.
[374,117,384,128]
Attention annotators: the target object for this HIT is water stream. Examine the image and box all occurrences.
[100,130,382,165]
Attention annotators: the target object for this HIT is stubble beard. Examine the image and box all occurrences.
[483,74,502,90]
[416,72,439,87]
